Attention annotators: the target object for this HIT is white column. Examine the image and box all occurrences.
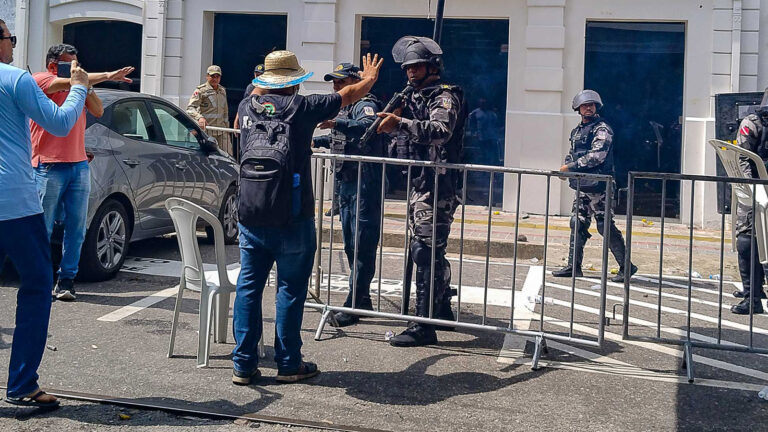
[758,0,768,89]
[12,0,28,70]
[299,0,336,94]
[504,0,566,215]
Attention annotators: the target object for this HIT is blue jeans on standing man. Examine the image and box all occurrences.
[33,161,91,280]
[232,218,316,375]
[0,214,54,398]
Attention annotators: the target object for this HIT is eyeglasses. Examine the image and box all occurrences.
[0,35,16,48]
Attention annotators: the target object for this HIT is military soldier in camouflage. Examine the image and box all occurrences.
[553,90,637,283]
[730,91,768,315]
[187,65,232,156]
[377,36,467,347]
[312,63,384,327]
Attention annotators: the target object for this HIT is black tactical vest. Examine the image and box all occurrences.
[567,117,614,192]
[403,83,466,197]
[329,95,381,179]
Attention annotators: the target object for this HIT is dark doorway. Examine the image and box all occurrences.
[213,13,287,125]
[361,17,509,206]
[584,22,685,218]
[63,21,142,92]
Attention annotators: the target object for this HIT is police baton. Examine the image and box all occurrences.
[359,85,415,146]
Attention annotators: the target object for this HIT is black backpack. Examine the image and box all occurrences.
[238,94,301,227]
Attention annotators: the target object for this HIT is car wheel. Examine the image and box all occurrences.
[78,199,132,282]
[206,185,238,245]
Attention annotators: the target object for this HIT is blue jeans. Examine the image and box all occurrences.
[338,175,382,307]
[34,161,91,280]
[0,214,54,398]
[232,218,316,374]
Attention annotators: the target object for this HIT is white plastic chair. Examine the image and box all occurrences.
[165,197,264,367]
[708,139,768,264]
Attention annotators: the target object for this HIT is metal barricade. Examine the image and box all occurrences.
[308,152,615,369]
[622,171,768,383]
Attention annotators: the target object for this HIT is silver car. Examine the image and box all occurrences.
[67,89,239,281]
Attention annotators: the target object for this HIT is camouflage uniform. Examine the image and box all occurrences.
[563,116,628,271]
[187,82,231,156]
[734,114,768,299]
[396,82,465,320]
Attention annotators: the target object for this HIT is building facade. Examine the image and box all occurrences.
[9,0,768,225]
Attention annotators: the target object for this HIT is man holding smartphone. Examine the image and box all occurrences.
[29,43,134,301]
[0,19,89,408]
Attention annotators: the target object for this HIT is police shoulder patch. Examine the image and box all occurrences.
[596,128,608,140]
[439,97,452,110]
[363,106,375,116]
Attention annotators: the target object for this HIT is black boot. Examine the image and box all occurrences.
[610,264,638,283]
[553,225,586,278]
[731,297,765,315]
[390,280,437,347]
[331,297,372,328]
[552,265,583,278]
[434,295,456,332]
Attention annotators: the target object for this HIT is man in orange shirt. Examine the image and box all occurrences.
[30,43,133,301]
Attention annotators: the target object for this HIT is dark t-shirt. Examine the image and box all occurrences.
[238,92,342,222]
[243,83,256,100]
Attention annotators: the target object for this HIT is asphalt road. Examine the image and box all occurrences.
[1,233,768,431]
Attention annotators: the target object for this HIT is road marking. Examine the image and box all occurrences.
[580,276,768,315]
[100,259,240,322]
[497,266,543,362]
[97,286,179,322]
[541,302,768,383]
[548,280,768,338]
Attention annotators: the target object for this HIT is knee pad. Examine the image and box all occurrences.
[570,216,591,239]
[410,239,432,266]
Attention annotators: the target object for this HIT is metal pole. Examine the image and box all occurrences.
[433,0,446,44]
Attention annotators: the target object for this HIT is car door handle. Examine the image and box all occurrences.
[122,159,140,168]
[174,162,188,170]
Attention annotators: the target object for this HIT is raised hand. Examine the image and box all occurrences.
[69,59,89,87]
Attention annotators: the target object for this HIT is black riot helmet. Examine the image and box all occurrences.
[392,36,444,71]
[571,89,604,111]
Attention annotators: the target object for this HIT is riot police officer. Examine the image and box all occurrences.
[731,90,768,315]
[553,90,637,283]
[313,63,383,327]
[377,36,467,347]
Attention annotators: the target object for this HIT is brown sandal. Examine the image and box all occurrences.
[6,390,60,408]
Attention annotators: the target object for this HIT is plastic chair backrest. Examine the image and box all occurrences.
[708,139,768,205]
[164,197,232,290]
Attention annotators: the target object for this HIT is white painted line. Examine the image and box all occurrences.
[97,286,179,322]
[548,280,768,338]
[102,258,241,322]
[542,304,768,383]
[580,276,768,316]
[496,266,543,362]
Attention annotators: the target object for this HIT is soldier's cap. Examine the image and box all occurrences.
[207,65,222,76]
[324,63,361,81]
[254,64,265,74]
[252,50,313,89]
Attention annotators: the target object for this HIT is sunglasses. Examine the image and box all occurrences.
[0,35,16,48]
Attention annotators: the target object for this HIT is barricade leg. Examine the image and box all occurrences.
[531,335,549,371]
[315,308,336,341]
[682,342,695,383]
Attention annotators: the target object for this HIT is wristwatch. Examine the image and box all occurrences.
[87,86,95,95]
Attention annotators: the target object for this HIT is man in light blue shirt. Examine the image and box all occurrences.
[0,18,89,408]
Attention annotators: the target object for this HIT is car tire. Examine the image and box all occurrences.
[206,185,239,245]
[78,199,132,282]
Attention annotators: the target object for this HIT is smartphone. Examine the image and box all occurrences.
[57,62,72,78]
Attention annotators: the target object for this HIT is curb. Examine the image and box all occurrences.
[321,227,545,259]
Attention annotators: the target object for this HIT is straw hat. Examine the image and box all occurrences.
[252,50,313,89]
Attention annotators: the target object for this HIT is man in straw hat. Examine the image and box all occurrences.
[187,65,232,155]
[231,50,383,385]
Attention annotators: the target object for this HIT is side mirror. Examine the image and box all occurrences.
[200,133,219,154]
